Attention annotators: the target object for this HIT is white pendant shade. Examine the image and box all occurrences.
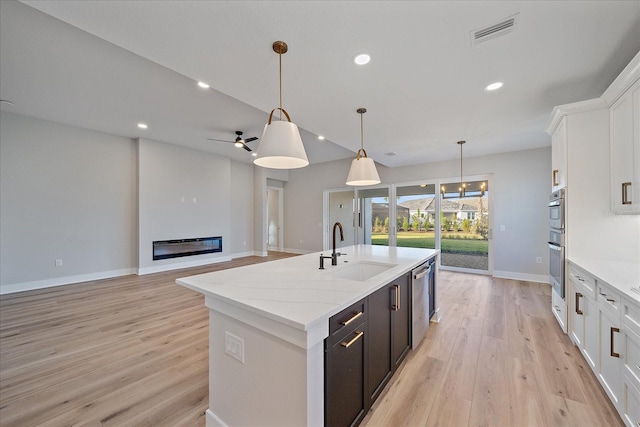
[254,119,309,169]
[346,156,380,186]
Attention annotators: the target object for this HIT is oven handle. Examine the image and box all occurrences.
[548,243,563,251]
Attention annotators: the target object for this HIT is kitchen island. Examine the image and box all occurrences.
[177,244,438,427]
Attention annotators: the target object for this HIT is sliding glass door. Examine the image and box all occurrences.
[395,184,437,250]
[439,179,490,272]
[357,187,390,246]
[326,190,356,250]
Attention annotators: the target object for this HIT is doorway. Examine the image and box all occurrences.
[267,187,283,252]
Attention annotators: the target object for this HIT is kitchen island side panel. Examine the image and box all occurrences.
[207,309,323,427]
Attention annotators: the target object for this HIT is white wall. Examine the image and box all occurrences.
[1,113,257,293]
[0,112,137,293]
[137,138,231,273]
[285,147,551,281]
[230,161,254,256]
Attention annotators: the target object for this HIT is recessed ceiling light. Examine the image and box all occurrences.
[354,54,371,65]
[385,152,398,156]
[251,152,257,157]
[197,81,210,89]
[318,135,325,140]
[137,123,148,129]
[485,81,503,91]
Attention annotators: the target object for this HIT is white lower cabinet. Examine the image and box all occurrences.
[552,287,567,333]
[622,301,640,427]
[622,380,640,427]
[598,302,623,409]
[568,262,640,425]
[569,266,599,370]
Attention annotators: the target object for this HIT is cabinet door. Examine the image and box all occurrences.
[610,79,640,214]
[582,295,599,371]
[569,283,585,348]
[325,323,367,427]
[552,116,567,190]
[599,307,623,409]
[392,274,411,369]
[367,285,392,404]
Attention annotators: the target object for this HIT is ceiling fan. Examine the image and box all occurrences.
[208,131,258,152]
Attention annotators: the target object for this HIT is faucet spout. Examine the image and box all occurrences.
[332,222,344,265]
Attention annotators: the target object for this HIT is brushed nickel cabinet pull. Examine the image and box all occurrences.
[575,292,583,315]
[340,311,363,326]
[606,298,615,303]
[341,331,364,348]
[610,327,620,358]
[622,182,632,205]
[553,169,559,186]
[392,284,400,311]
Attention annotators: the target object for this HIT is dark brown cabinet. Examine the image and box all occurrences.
[325,299,368,427]
[325,272,412,427]
[392,274,411,369]
[367,285,392,404]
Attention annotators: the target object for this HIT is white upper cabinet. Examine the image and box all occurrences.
[604,52,640,215]
[551,116,567,191]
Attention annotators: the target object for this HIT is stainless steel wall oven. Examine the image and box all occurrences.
[548,189,566,298]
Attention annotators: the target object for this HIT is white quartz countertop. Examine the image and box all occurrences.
[177,245,438,332]
[568,257,640,305]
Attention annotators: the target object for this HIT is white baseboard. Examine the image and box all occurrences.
[138,256,232,275]
[493,270,550,284]
[206,409,228,427]
[230,251,256,259]
[284,247,313,255]
[0,268,137,295]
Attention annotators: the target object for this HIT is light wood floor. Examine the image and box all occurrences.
[0,256,623,427]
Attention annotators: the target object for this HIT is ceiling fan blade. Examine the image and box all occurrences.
[242,144,252,152]
[207,138,233,143]
[244,137,258,143]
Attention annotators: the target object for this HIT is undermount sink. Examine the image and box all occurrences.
[328,261,397,281]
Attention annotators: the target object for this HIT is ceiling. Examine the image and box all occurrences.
[1,1,639,168]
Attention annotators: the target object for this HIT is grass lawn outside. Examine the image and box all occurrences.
[371,231,488,255]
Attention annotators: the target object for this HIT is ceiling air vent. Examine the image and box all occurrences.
[471,13,519,46]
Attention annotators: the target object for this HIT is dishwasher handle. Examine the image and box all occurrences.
[414,269,429,280]
[413,261,433,280]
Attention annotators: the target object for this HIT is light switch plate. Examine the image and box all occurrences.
[225,331,244,364]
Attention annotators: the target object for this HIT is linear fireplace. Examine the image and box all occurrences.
[153,236,222,261]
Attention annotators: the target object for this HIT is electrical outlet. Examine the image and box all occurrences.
[499,225,506,232]
[536,257,542,264]
[225,331,244,364]
[55,259,63,267]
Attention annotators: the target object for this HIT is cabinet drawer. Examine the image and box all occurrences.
[622,325,640,389]
[623,300,640,337]
[569,265,596,296]
[571,275,594,300]
[328,299,366,342]
[598,283,621,317]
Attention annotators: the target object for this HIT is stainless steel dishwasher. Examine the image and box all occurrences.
[412,258,435,349]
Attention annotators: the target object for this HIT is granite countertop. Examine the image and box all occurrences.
[568,257,640,305]
[177,244,438,331]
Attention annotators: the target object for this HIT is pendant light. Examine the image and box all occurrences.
[440,140,486,198]
[458,140,466,198]
[346,108,381,186]
[254,41,309,169]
